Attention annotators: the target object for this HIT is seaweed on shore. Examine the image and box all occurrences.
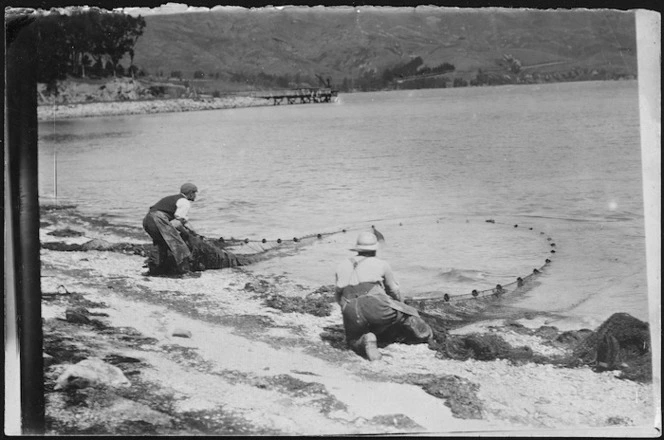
[43,307,280,435]
[41,204,78,213]
[442,333,534,362]
[42,239,150,256]
[264,294,334,317]
[47,227,84,237]
[397,374,484,420]
[572,312,652,382]
[422,312,653,383]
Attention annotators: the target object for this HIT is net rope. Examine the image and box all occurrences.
[214,217,558,304]
[41,204,557,307]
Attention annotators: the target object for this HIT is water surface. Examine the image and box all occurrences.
[38,80,648,329]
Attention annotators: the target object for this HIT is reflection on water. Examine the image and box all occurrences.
[39,131,129,143]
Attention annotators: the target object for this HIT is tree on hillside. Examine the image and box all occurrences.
[35,11,69,92]
[380,57,454,88]
[126,15,146,78]
[34,9,146,83]
[91,58,105,77]
[66,8,99,78]
[96,12,146,77]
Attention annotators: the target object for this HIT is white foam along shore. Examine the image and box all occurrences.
[34,206,659,436]
[37,96,271,121]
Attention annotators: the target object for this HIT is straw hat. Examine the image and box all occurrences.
[350,231,379,252]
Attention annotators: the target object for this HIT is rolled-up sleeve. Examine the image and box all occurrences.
[382,261,401,301]
[174,198,192,221]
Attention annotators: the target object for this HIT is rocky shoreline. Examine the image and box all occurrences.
[36,78,276,121]
[31,205,658,436]
[37,96,271,121]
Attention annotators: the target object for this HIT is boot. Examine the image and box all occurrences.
[360,332,382,361]
[403,315,433,343]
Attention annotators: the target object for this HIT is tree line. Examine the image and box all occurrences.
[333,56,457,92]
[147,57,458,93]
[35,8,146,91]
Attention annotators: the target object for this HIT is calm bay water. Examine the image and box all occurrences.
[38,80,649,329]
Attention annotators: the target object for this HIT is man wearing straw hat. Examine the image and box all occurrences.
[142,182,199,276]
[335,231,433,361]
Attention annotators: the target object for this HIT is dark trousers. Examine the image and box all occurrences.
[142,211,191,274]
[341,289,432,353]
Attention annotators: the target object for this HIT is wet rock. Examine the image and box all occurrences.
[47,227,84,237]
[81,238,115,251]
[44,352,55,368]
[65,308,91,324]
[533,325,560,340]
[42,242,82,251]
[54,357,131,390]
[172,328,192,338]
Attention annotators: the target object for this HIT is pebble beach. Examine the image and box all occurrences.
[37,95,270,121]
[36,78,272,121]
[33,206,659,436]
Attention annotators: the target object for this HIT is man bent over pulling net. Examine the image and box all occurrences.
[335,231,433,361]
[143,182,247,276]
[143,182,200,275]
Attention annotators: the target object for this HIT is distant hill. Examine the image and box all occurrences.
[131,6,637,89]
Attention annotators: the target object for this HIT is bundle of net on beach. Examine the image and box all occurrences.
[184,233,287,270]
[421,311,652,382]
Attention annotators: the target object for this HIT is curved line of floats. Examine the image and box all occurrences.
[408,219,557,306]
[215,218,557,304]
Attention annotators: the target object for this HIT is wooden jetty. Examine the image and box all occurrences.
[257,87,338,105]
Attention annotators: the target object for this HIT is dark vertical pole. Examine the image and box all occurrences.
[6,15,45,434]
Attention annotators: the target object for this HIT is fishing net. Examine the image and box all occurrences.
[181,229,338,271]
[571,312,652,381]
[184,233,246,269]
[40,208,653,382]
[423,312,653,383]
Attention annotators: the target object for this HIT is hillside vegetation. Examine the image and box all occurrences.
[131,7,637,91]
